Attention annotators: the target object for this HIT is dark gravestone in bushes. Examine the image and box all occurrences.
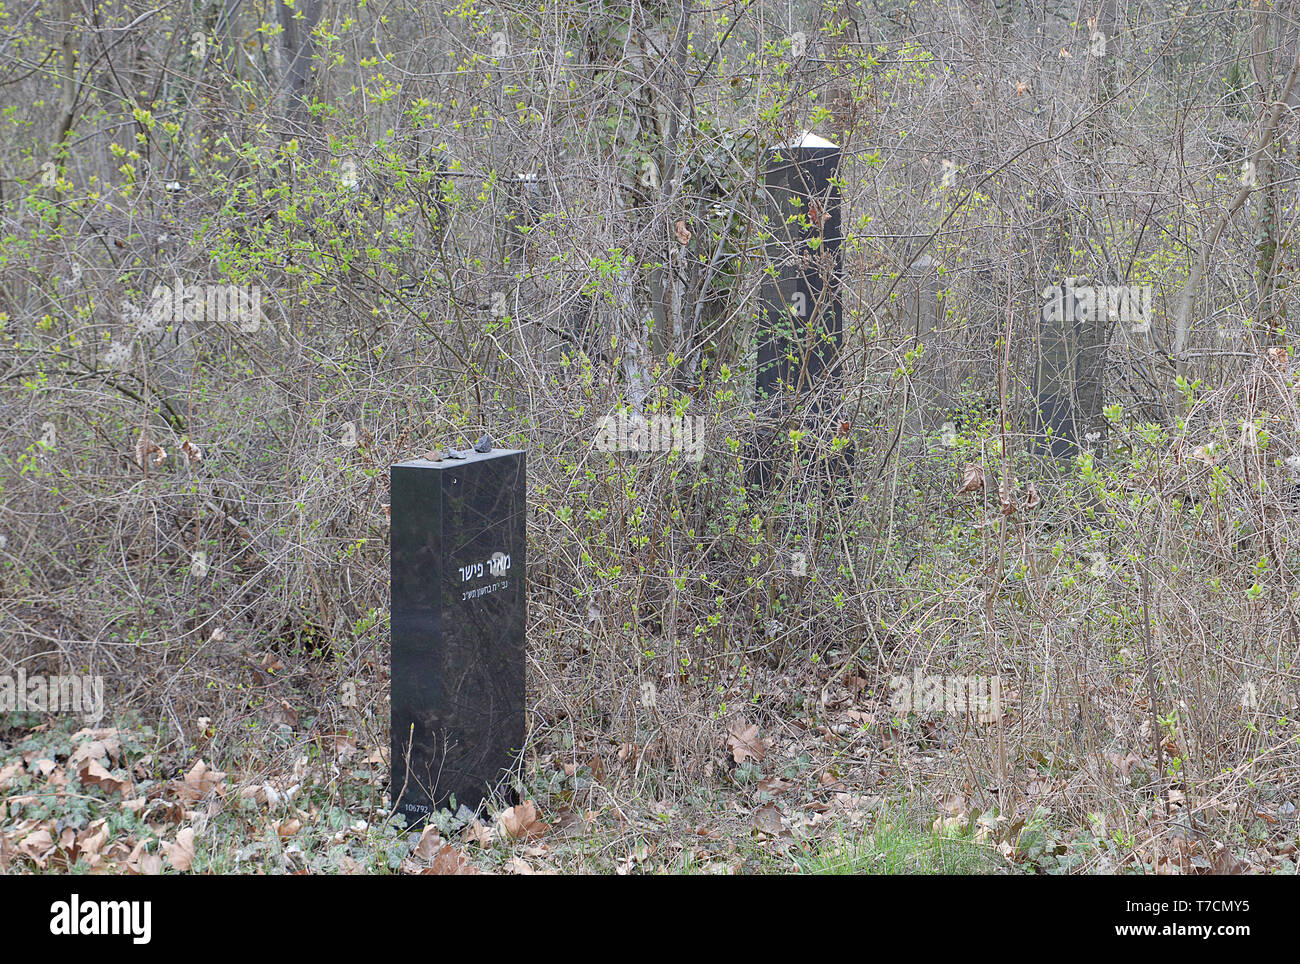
[1035,279,1109,459]
[390,447,526,824]
[751,133,846,490]
[757,132,844,402]
[899,254,949,435]
[502,173,543,269]
[500,172,597,359]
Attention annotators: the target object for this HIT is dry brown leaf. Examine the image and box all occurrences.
[425,842,478,875]
[674,220,691,245]
[1023,482,1041,512]
[18,829,54,867]
[998,477,1016,516]
[0,761,22,789]
[163,827,196,872]
[412,826,444,862]
[273,818,302,839]
[78,759,129,796]
[753,804,784,836]
[339,855,366,875]
[499,801,550,841]
[958,462,985,495]
[179,758,226,802]
[726,721,764,764]
[133,434,166,468]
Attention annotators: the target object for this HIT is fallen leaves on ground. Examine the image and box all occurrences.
[178,759,226,803]
[427,843,478,875]
[499,801,550,841]
[162,828,196,872]
[78,759,130,796]
[753,805,784,836]
[726,721,765,764]
[406,827,479,875]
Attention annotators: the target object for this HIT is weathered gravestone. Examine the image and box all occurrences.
[1035,281,1079,458]
[1035,278,1110,458]
[748,133,846,492]
[898,253,948,434]
[499,171,598,361]
[390,447,526,824]
[757,132,844,402]
[502,172,544,269]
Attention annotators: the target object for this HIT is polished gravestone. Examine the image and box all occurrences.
[390,448,526,825]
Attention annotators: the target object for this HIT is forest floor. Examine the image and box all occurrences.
[1,660,1294,874]
[0,714,1008,875]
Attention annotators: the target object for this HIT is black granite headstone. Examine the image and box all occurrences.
[749,133,847,491]
[390,448,526,825]
[757,132,844,401]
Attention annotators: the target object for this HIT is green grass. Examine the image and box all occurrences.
[795,814,1012,875]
